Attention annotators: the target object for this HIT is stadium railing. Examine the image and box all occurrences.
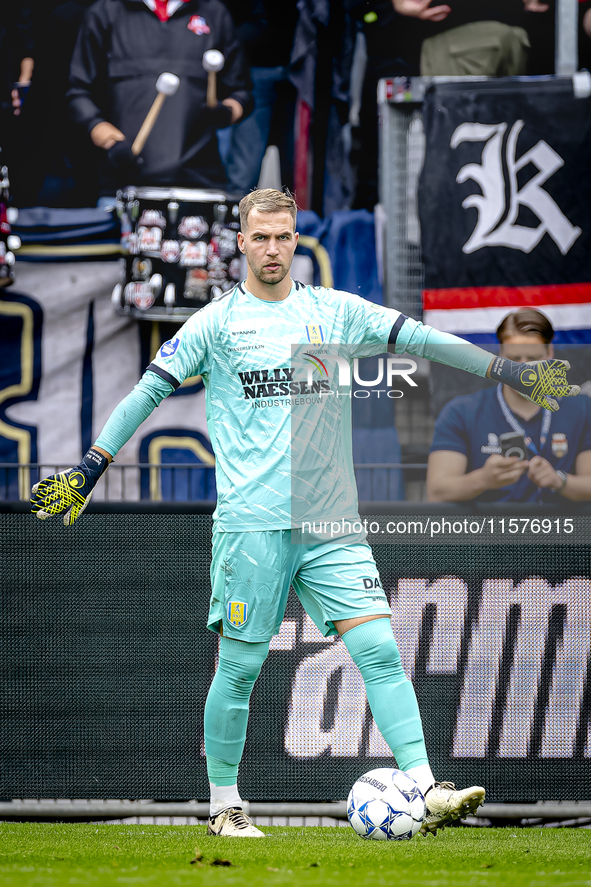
[0,463,427,502]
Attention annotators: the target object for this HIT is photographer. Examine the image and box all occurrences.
[427,309,591,503]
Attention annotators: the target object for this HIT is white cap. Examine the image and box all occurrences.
[156,72,180,96]
[202,50,225,73]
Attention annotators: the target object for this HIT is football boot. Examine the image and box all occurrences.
[420,782,485,835]
[207,807,265,837]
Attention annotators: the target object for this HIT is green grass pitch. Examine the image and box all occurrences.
[1,823,591,887]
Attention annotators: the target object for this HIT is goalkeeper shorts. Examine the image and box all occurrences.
[207,528,390,642]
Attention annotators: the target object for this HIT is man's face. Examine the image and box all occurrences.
[499,333,553,364]
[237,210,298,286]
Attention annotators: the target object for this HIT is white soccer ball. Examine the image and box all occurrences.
[347,768,426,840]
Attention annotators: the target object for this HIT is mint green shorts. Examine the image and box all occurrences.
[207,529,390,642]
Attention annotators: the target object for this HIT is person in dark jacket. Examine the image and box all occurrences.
[68,0,253,193]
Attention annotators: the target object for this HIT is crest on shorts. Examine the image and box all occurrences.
[305,324,324,344]
[228,601,248,627]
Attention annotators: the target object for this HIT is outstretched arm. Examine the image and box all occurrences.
[92,371,174,458]
[31,371,174,525]
[390,317,580,410]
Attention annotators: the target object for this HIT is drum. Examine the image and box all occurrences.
[111,187,243,321]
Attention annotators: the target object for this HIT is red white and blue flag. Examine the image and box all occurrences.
[419,79,591,344]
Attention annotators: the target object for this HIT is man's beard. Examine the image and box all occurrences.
[249,254,292,285]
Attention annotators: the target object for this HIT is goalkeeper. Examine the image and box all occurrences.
[31,189,579,837]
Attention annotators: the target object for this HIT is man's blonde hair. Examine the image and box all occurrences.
[239,188,297,231]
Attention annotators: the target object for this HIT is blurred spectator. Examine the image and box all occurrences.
[580,0,591,70]
[427,309,591,503]
[348,0,425,210]
[0,3,34,171]
[1,4,34,116]
[221,1,298,195]
[392,1,545,76]
[68,0,253,197]
[349,0,552,209]
[9,1,100,207]
[524,0,554,75]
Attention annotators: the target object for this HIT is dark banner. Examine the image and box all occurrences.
[418,79,591,334]
[2,512,590,803]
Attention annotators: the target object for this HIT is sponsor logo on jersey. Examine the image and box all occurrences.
[362,577,382,590]
[237,367,330,400]
[228,601,248,627]
[160,337,181,358]
[303,352,329,377]
[305,324,325,344]
[551,432,568,457]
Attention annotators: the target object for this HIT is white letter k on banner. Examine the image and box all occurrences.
[452,120,582,256]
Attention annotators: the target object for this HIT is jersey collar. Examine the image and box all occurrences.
[240,279,296,306]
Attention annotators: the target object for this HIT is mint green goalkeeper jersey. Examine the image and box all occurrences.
[147,281,405,532]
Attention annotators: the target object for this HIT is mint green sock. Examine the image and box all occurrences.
[204,636,270,784]
[206,755,239,787]
[341,618,428,770]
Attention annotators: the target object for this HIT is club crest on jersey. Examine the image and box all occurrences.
[551,432,568,457]
[188,15,210,35]
[228,601,248,627]
[305,324,325,344]
[160,337,181,358]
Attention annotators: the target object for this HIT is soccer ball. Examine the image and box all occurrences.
[347,768,426,840]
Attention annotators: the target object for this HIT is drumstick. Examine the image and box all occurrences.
[131,73,180,156]
[203,50,225,108]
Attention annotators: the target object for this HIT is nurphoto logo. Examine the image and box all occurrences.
[304,355,418,397]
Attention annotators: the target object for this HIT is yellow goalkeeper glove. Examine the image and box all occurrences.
[30,448,109,526]
[489,357,580,412]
